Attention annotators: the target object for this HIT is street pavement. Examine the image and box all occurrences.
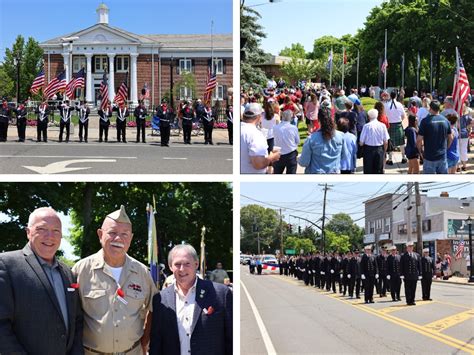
[241,265,474,355]
[1,124,233,174]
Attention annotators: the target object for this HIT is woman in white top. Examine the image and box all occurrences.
[261,101,280,154]
[416,97,431,124]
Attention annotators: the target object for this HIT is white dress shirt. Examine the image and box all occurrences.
[175,278,198,355]
[240,122,268,174]
[384,100,405,123]
[359,119,390,146]
[273,121,300,154]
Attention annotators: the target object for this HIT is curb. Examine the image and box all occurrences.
[432,279,474,286]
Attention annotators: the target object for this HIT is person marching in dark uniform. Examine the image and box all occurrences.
[376,246,388,297]
[181,101,195,144]
[76,101,90,143]
[320,253,328,290]
[57,100,73,142]
[283,256,288,276]
[98,103,112,142]
[155,99,173,147]
[114,101,129,143]
[421,248,435,301]
[400,241,421,305]
[14,101,27,142]
[324,253,332,291]
[134,100,147,143]
[354,250,362,299]
[0,98,11,142]
[361,245,378,303]
[387,245,402,302]
[340,252,349,295]
[249,256,256,274]
[330,252,339,293]
[35,100,49,142]
[314,251,321,288]
[226,104,233,145]
[288,256,294,277]
[347,251,357,298]
[202,102,215,144]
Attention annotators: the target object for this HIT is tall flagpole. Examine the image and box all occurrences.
[329,47,333,88]
[430,51,433,94]
[356,49,360,91]
[417,52,420,92]
[384,29,387,90]
[210,20,214,103]
[341,47,345,89]
[401,53,405,89]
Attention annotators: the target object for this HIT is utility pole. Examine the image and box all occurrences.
[415,182,423,254]
[407,182,413,243]
[279,208,283,256]
[319,183,333,253]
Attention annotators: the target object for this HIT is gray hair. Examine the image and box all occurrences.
[422,97,431,108]
[367,108,378,121]
[28,207,59,227]
[168,244,199,265]
[281,109,292,122]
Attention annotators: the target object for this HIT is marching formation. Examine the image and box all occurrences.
[274,242,435,305]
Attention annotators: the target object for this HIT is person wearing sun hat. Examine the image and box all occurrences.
[73,205,157,355]
[400,241,421,306]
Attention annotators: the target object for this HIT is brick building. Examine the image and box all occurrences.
[39,3,232,108]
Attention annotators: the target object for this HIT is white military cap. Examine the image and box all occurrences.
[106,205,131,224]
[406,241,414,247]
[423,248,429,253]
[364,244,372,250]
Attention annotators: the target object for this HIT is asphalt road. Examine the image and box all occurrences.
[0,140,232,174]
[241,265,474,355]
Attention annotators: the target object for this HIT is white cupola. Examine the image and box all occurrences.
[97,3,109,25]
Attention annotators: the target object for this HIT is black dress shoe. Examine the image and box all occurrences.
[386,160,393,165]
[369,300,375,303]
[401,158,408,164]
[123,140,127,143]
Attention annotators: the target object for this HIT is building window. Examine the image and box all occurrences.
[369,221,375,234]
[116,56,129,72]
[398,224,407,235]
[376,219,382,230]
[179,59,192,74]
[179,87,193,100]
[384,218,391,233]
[213,85,224,100]
[212,59,223,74]
[422,219,431,232]
[73,57,86,73]
[94,55,108,72]
[411,221,417,234]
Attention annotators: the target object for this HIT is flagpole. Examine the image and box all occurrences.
[210,20,214,104]
[384,29,387,90]
[200,226,206,279]
[401,53,405,89]
[356,50,360,91]
[341,47,345,89]
[329,47,333,88]
[430,51,433,94]
[417,52,420,92]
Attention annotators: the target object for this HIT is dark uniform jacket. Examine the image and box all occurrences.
[347,257,358,277]
[361,253,378,277]
[155,105,174,127]
[75,106,90,122]
[0,104,11,123]
[14,106,27,122]
[387,254,401,277]
[57,105,74,122]
[35,104,50,121]
[421,255,435,278]
[98,108,112,125]
[134,106,148,121]
[400,252,421,280]
[376,254,388,276]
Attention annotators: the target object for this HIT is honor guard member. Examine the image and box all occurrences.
[0,98,11,142]
[155,99,173,147]
[313,251,321,288]
[354,250,362,299]
[14,100,27,142]
[304,254,311,286]
[72,205,158,355]
[340,252,349,295]
[330,252,339,293]
[35,100,49,142]
[202,102,215,145]
[361,245,378,304]
[226,104,233,145]
[346,251,357,298]
[57,100,73,142]
[387,245,402,301]
[181,101,195,144]
[98,103,112,142]
[400,241,421,305]
[134,100,147,143]
[114,102,129,143]
[376,246,388,297]
[76,101,90,143]
[320,253,327,289]
[421,248,435,301]
[324,253,332,290]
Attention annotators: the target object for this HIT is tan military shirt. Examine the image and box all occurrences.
[72,249,158,353]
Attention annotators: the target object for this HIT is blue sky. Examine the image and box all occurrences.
[245,0,383,54]
[241,182,473,228]
[0,0,232,54]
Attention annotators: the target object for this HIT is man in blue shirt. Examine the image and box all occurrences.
[416,100,453,174]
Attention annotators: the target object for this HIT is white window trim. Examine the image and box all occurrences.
[179,86,193,101]
[116,55,129,73]
[213,58,223,75]
[179,59,192,75]
[213,85,224,100]
[73,57,86,73]
[95,55,108,72]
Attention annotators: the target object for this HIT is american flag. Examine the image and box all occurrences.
[204,66,217,103]
[65,68,85,99]
[100,71,109,111]
[262,263,279,271]
[30,68,45,95]
[453,47,470,116]
[455,239,465,260]
[326,49,333,71]
[140,82,150,100]
[43,71,66,99]
[114,75,129,106]
[381,58,388,74]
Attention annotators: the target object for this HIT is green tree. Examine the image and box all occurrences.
[173,71,197,101]
[325,213,364,250]
[240,204,280,254]
[280,56,325,85]
[284,236,315,254]
[325,230,351,253]
[279,43,307,59]
[1,35,43,101]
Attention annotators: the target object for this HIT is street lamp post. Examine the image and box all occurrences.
[466,216,473,283]
[13,56,20,104]
[170,56,174,111]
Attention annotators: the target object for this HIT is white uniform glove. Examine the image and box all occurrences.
[321,271,325,275]
[330,269,334,274]
[386,275,391,280]
[308,270,312,274]
[340,274,343,279]
[400,275,404,279]
[361,274,366,280]
[375,274,379,279]
[418,276,422,280]
[347,274,351,279]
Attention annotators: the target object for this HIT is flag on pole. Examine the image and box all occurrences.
[343,48,348,65]
[140,82,150,101]
[200,226,206,279]
[204,66,217,104]
[30,68,45,95]
[326,49,333,71]
[114,73,129,106]
[100,71,109,111]
[147,203,159,286]
[455,239,465,260]
[43,71,67,99]
[453,47,470,116]
[417,52,421,70]
[65,68,85,99]
[381,58,388,74]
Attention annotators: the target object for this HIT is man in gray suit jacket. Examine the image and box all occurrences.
[150,244,232,355]
[0,207,83,355]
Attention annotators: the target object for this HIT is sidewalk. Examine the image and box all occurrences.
[433,276,474,286]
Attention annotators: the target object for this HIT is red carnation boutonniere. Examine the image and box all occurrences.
[116,287,128,305]
[67,283,80,292]
[203,306,215,316]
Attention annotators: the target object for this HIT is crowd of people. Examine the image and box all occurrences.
[240,82,473,174]
[274,242,437,305]
[0,97,234,146]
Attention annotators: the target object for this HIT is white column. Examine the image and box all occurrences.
[107,53,116,102]
[85,53,93,104]
[62,53,70,83]
[130,53,139,105]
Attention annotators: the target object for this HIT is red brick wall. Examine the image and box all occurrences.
[436,239,452,257]
[44,54,64,82]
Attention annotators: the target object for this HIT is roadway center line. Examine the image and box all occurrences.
[241,280,277,355]
[0,155,137,159]
[162,157,187,160]
[423,309,474,333]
